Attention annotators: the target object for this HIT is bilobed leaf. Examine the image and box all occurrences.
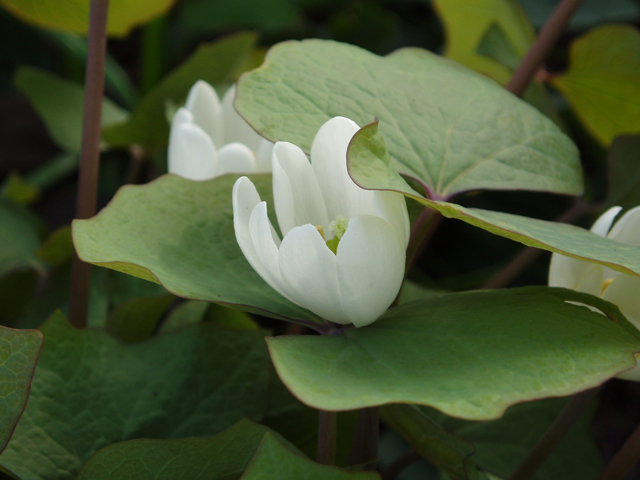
[75,420,297,480]
[0,325,42,454]
[0,311,271,480]
[267,287,640,420]
[102,32,257,153]
[236,39,581,198]
[347,122,640,278]
[0,0,178,37]
[13,67,128,153]
[241,434,381,480]
[72,174,325,326]
[550,24,640,145]
[432,0,535,84]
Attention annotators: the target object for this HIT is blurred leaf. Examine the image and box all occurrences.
[105,294,175,343]
[267,287,640,419]
[72,174,326,327]
[23,153,78,191]
[0,325,42,455]
[381,405,478,480]
[75,419,299,480]
[237,40,581,198]
[242,434,381,480]
[0,269,38,325]
[159,300,209,333]
[13,66,129,153]
[550,24,640,145]
[432,0,535,84]
[0,199,44,277]
[476,23,520,70]
[1,172,39,205]
[426,397,602,480]
[347,121,640,278]
[0,0,178,37]
[43,30,138,109]
[36,226,73,266]
[178,0,299,35]
[607,134,640,209]
[103,32,257,153]
[520,0,640,31]
[0,311,272,480]
[206,303,259,331]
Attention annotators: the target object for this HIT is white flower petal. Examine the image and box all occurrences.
[221,84,264,152]
[185,80,224,149]
[548,253,603,297]
[373,190,410,249]
[255,139,275,173]
[168,111,219,180]
[218,142,257,175]
[590,206,623,237]
[311,117,376,220]
[278,224,345,323]
[272,142,330,237]
[608,206,640,246]
[336,215,405,327]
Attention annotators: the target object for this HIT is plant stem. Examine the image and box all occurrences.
[506,0,585,97]
[317,410,337,465]
[597,422,640,480]
[381,450,421,480]
[69,0,110,329]
[508,387,600,480]
[481,199,595,289]
[140,14,167,94]
[349,407,380,470]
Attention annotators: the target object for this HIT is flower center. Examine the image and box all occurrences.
[601,277,614,294]
[325,215,349,254]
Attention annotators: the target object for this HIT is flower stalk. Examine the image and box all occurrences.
[317,410,337,465]
[349,407,379,470]
[69,0,110,328]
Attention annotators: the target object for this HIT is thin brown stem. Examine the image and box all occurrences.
[69,0,110,328]
[348,407,379,470]
[317,410,337,466]
[597,422,640,480]
[482,200,595,290]
[506,0,586,97]
[508,387,601,480]
[381,449,421,480]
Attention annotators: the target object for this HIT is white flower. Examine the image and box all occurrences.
[232,116,410,328]
[168,81,273,180]
[549,205,640,380]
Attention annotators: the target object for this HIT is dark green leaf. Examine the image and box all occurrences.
[607,134,640,210]
[105,294,175,342]
[0,199,44,277]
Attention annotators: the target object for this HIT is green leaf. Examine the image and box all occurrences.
[267,287,640,420]
[1,172,39,205]
[242,434,381,480]
[347,122,640,278]
[426,397,602,480]
[159,300,209,334]
[0,311,272,480]
[520,0,640,31]
[72,174,325,326]
[0,270,38,325]
[75,419,296,480]
[606,134,640,210]
[0,325,42,455]
[550,24,640,145]
[102,32,257,153]
[0,199,43,277]
[105,294,175,343]
[13,67,128,153]
[236,39,581,198]
[380,404,478,480]
[432,0,535,84]
[35,226,74,267]
[0,0,178,37]
[206,303,260,331]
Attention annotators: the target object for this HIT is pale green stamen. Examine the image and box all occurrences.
[326,215,349,254]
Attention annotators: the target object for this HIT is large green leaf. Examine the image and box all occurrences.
[0,199,43,277]
[0,0,178,37]
[75,419,297,480]
[242,434,381,480]
[267,287,640,420]
[0,311,272,480]
[103,32,257,153]
[347,122,640,278]
[0,325,42,454]
[72,174,324,327]
[236,39,581,198]
[550,24,640,145]
[432,0,535,84]
[13,67,129,153]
